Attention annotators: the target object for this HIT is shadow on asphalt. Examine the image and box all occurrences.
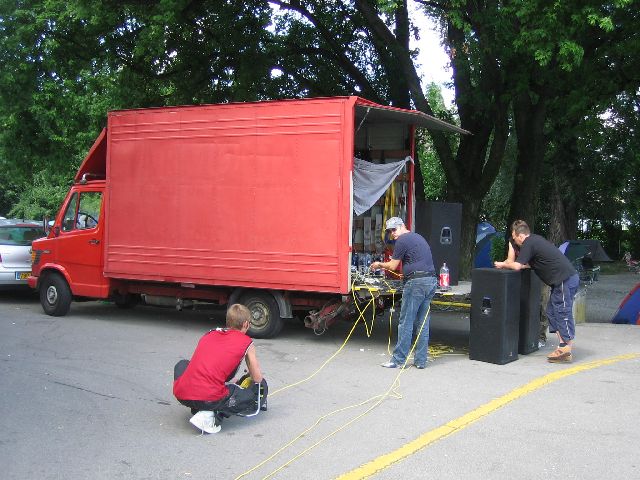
[0,287,39,302]
[0,289,471,352]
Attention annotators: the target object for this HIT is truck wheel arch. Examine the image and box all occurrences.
[228,288,292,319]
[36,266,73,292]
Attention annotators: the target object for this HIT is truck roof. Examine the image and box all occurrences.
[75,96,466,184]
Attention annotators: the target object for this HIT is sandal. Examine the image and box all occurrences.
[548,353,573,363]
[547,346,572,363]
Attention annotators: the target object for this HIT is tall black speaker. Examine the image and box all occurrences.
[519,269,542,354]
[415,201,462,285]
[470,268,521,365]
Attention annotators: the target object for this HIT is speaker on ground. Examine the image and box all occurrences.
[470,268,521,365]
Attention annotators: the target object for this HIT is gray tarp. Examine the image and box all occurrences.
[353,157,411,216]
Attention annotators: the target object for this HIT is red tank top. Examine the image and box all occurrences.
[173,329,253,402]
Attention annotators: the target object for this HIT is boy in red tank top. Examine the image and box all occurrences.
[173,304,267,433]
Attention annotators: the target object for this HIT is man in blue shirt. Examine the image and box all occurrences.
[370,217,437,369]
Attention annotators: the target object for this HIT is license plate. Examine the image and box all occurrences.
[16,272,30,280]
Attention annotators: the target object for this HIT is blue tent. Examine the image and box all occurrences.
[474,222,499,268]
[611,283,640,325]
[476,221,496,243]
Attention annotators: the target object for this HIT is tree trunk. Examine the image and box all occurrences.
[548,166,577,245]
[458,196,483,280]
[507,92,547,230]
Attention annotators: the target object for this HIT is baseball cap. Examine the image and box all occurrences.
[385,217,404,230]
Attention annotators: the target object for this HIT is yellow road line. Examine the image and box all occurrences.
[337,353,640,480]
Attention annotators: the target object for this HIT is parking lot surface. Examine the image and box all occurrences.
[1,291,639,480]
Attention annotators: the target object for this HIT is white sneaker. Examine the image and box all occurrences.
[189,410,221,434]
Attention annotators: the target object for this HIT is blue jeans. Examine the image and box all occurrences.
[546,273,579,342]
[392,276,438,367]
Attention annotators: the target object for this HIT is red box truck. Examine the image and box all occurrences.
[29,96,464,337]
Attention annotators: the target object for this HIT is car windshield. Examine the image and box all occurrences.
[0,225,44,246]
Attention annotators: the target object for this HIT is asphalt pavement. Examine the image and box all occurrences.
[1,289,639,480]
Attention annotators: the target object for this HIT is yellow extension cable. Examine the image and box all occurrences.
[235,268,461,479]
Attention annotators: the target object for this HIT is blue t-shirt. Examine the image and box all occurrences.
[392,232,435,276]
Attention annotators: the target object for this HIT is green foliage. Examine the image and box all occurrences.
[0,0,638,257]
[490,235,507,263]
[0,0,277,217]
[375,1,401,16]
[419,134,445,200]
[508,1,619,73]
[0,0,437,217]
[417,83,453,200]
[8,170,69,220]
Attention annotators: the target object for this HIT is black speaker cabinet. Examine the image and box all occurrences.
[470,268,521,364]
[519,269,542,354]
[415,201,462,285]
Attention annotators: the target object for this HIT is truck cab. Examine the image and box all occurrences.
[30,180,109,315]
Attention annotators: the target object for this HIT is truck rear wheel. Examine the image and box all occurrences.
[239,291,284,339]
[40,273,72,316]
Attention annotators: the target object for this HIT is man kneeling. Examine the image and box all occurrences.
[173,304,268,433]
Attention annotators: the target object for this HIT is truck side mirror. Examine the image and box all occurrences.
[43,216,50,235]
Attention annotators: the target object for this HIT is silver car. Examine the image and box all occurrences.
[0,220,45,288]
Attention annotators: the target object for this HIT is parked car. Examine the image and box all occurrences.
[0,220,45,288]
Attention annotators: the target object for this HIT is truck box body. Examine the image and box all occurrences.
[105,97,353,293]
[30,96,465,335]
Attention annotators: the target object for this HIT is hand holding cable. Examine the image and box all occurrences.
[369,259,401,277]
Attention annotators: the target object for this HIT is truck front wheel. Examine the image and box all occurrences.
[40,273,72,316]
[239,291,284,339]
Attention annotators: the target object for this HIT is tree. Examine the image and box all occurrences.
[0,0,276,216]
[1,0,637,271]
[562,91,640,256]
[506,0,639,235]
[417,0,638,267]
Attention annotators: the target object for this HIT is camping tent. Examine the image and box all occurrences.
[474,222,499,268]
[476,222,496,243]
[475,235,495,268]
[560,239,613,263]
[611,283,640,325]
